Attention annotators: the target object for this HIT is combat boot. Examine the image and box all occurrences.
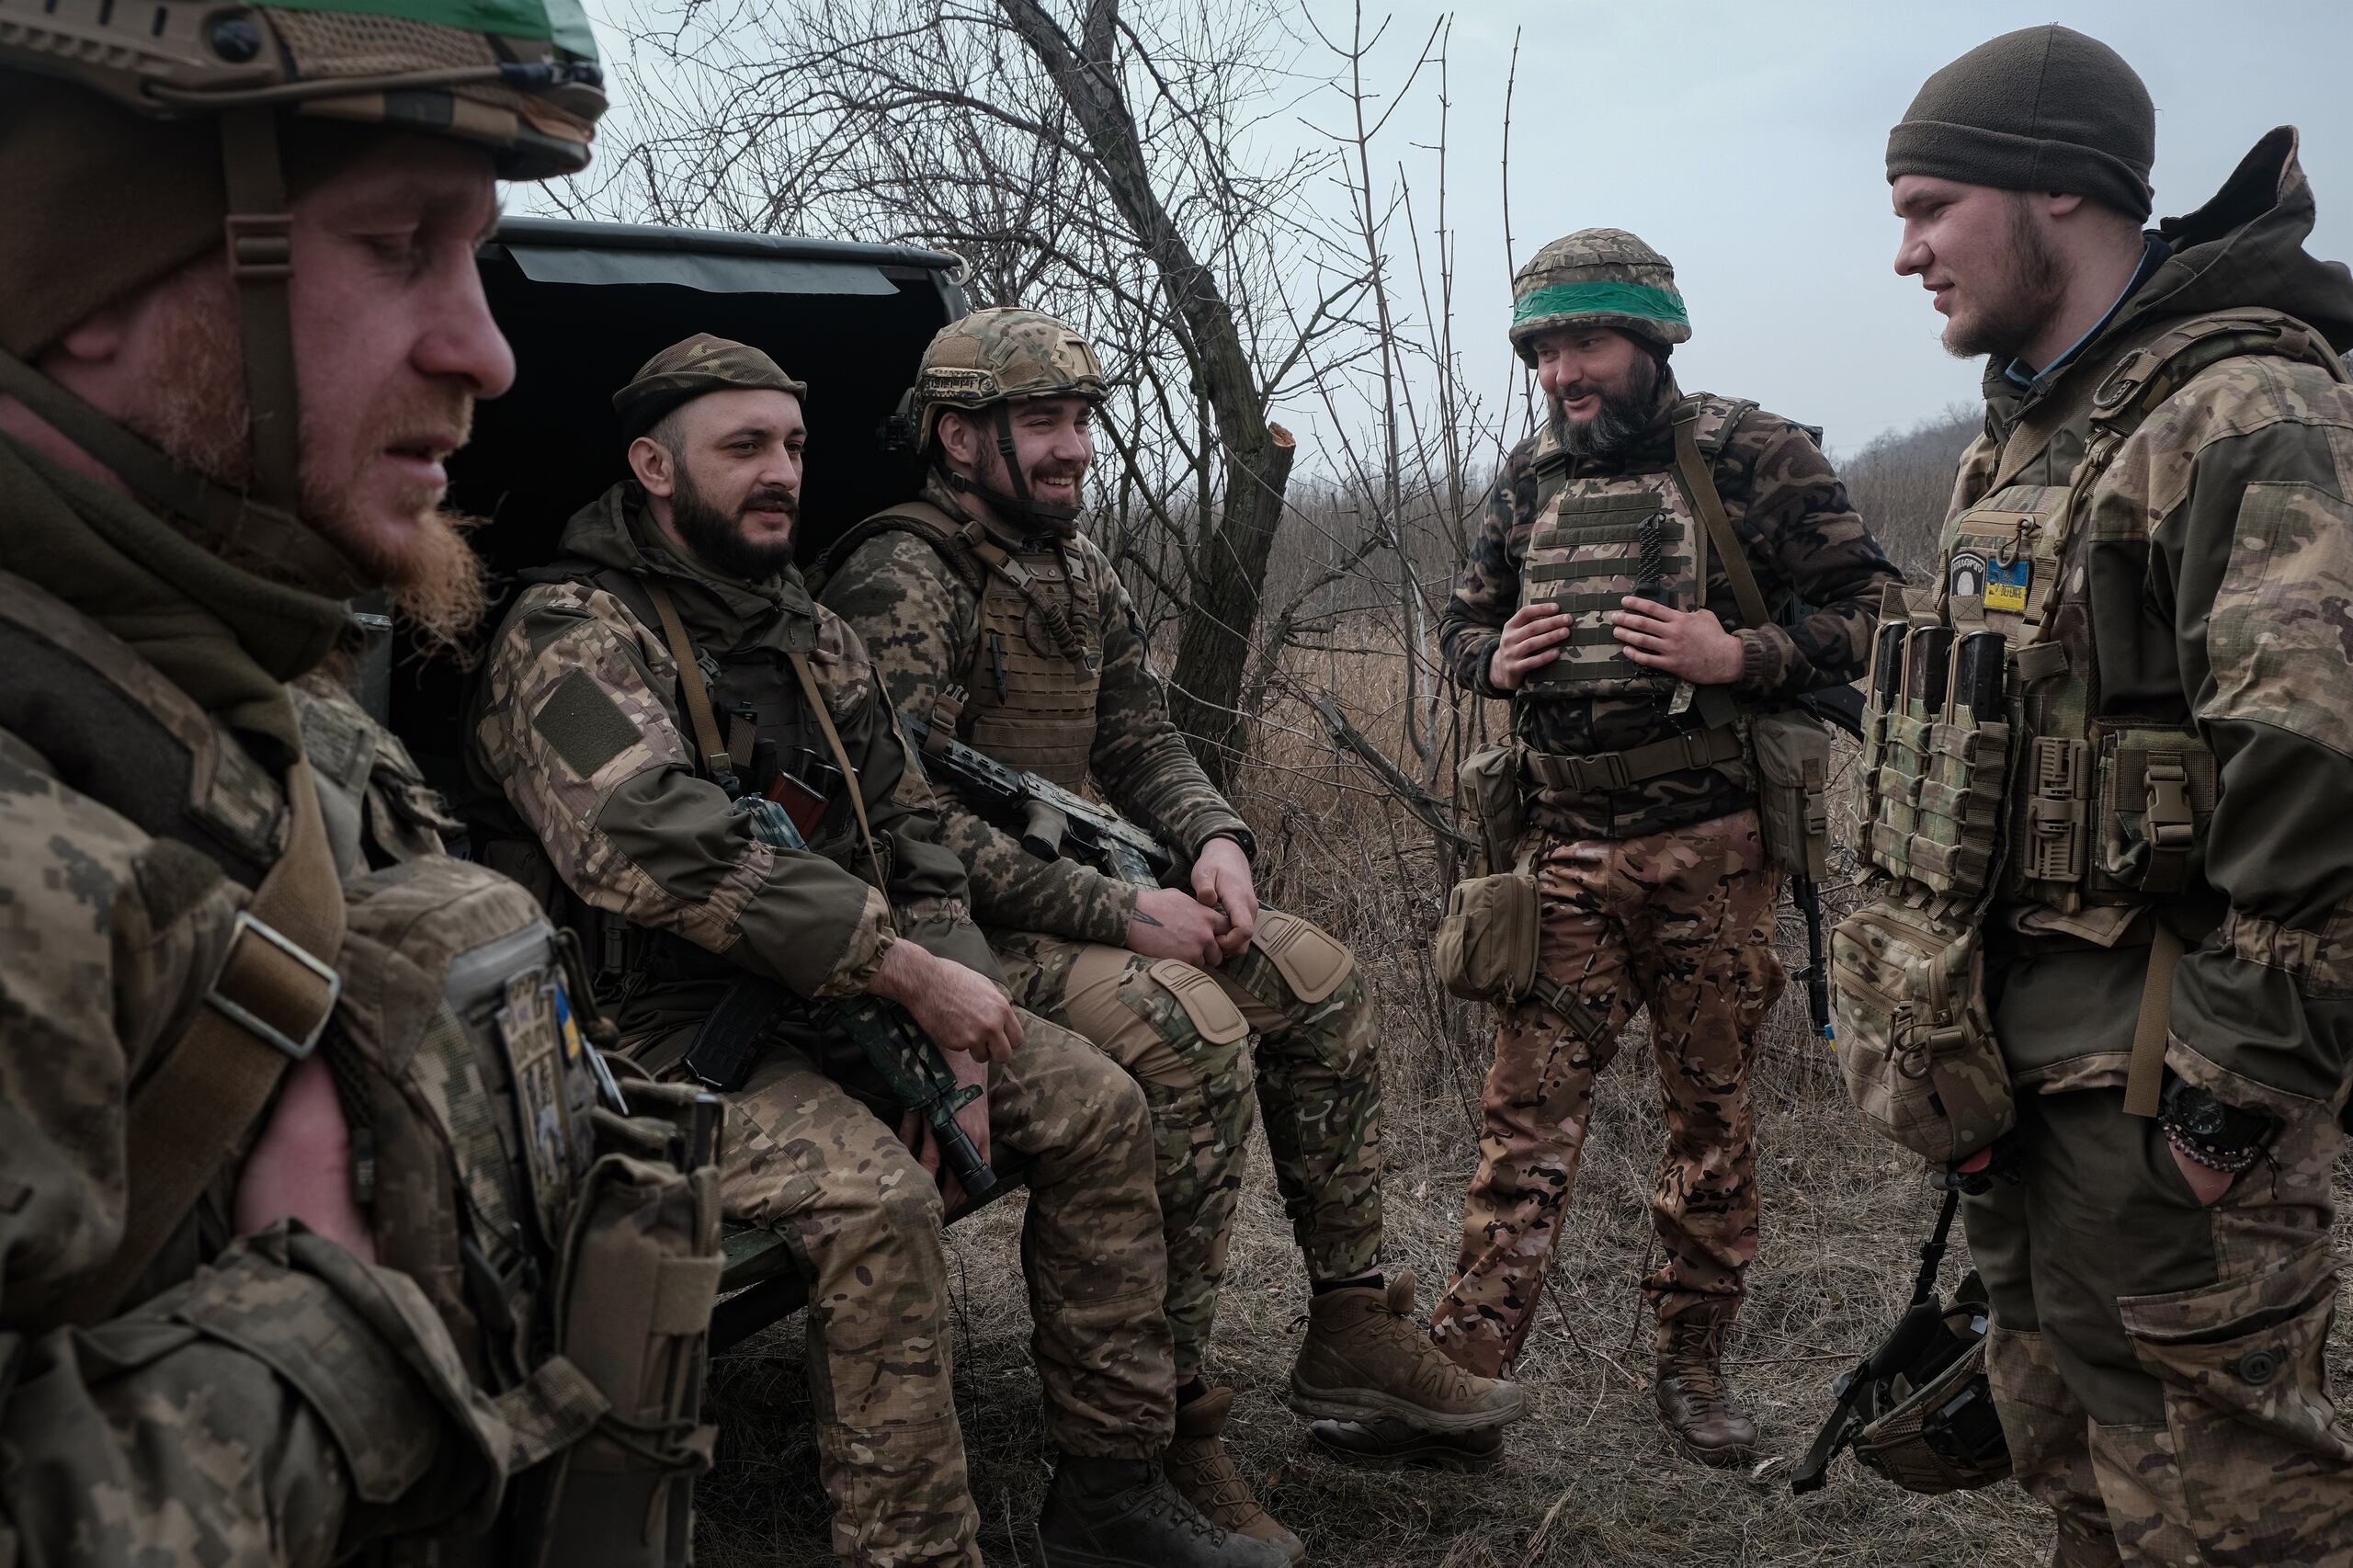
[1288,1271,1526,1432]
[1653,1316,1756,1466]
[1036,1453,1294,1568]
[1306,1415,1504,1471]
[1165,1388,1305,1563]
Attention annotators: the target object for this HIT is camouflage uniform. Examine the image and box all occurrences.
[0,12,705,1567]
[472,476,1175,1566]
[823,468,1382,1383]
[1915,132,2353,1565]
[1431,230,1901,1379]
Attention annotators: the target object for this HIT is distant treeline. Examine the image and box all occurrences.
[1836,405,1981,579]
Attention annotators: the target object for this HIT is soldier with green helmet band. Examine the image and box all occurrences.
[0,14,727,1568]
[1855,25,2353,1559]
[1412,228,1900,1470]
[824,306,1525,1551]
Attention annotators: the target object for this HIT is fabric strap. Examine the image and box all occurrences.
[787,651,891,892]
[1671,413,1769,631]
[66,744,347,1323]
[2125,920,2184,1119]
[642,580,735,783]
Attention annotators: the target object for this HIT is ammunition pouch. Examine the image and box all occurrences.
[1456,740,1527,873]
[1828,891,2014,1165]
[1791,1188,2010,1497]
[1748,707,1830,881]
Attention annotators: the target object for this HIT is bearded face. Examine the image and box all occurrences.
[663,442,802,582]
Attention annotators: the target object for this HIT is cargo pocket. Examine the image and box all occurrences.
[2119,1239,2353,1552]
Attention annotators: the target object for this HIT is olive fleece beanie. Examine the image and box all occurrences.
[1887,25,2155,222]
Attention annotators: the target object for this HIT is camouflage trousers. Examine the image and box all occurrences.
[1963,1086,2353,1567]
[691,1006,1172,1568]
[990,909,1382,1383]
[1430,809,1784,1378]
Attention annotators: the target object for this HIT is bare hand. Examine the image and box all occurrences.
[1610,596,1745,685]
[2170,1143,2237,1207]
[1487,601,1576,691]
[235,1054,378,1263]
[871,940,1023,1063]
[1127,885,1229,967]
[1189,835,1259,957]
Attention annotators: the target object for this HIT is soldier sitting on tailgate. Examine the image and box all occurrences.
[0,11,723,1567]
[817,308,1525,1551]
[1427,230,1901,1467]
[468,334,1290,1568]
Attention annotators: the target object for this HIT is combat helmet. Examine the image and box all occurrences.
[1508,228,1692,366]
[0,0,607,593]
[906,306,1107,530]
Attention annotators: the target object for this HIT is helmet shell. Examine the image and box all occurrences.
[1509,227,1690,365]
[911,306,1106,449]
[0,0,605,178]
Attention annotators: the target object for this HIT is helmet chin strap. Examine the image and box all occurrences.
[942,402,1081,536]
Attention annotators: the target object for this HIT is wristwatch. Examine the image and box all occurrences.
[1199,827,1258,863]
[2158,1075,2271,1175]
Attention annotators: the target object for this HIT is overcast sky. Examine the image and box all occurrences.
[549,0,2353,461]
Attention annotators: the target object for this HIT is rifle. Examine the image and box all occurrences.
[899,711,1174,889]
[1786,684,1863,1041]
[691,780,997,1200]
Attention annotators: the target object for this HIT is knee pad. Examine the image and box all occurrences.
[1250,910,1355,1003]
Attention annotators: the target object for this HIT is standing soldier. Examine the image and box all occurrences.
[819,307,1523,1547]
[1867,26,2353,1562]
[470,334,1289,1568]
[1428,231,1901,1464]
[0,9,722,1566]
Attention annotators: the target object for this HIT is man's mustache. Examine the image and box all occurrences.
[739,485,800,518]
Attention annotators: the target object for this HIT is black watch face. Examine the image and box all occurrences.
[2179,1097,2227,1139]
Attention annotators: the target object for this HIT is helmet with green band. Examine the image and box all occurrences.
[0,0,605,597]
[1508,228,1691,365]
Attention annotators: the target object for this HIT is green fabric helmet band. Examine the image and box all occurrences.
[1512,280,1688,332]
[266,0,598,54]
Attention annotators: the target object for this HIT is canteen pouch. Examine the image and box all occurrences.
[1436,870,1540,1006]
[1750,708,1831,881]
[1457,740,1526,874]
[1829,895,2013,1165]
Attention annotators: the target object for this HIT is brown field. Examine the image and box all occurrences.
[697,631,2352,1567]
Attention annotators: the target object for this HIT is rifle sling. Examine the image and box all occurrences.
[787,650,890,892]
[1671,413,1769,631]
[67,743,347,1324]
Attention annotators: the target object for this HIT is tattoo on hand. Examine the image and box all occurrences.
[1130,908,1163,928]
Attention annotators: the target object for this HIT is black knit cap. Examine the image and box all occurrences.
[1888,25,2154,222]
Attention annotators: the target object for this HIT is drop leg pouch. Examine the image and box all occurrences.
[1829,893,2013,1165]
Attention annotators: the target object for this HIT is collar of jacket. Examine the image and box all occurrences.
[556,483,818,655]
[1985,126,2353,435]
[0,432,340,750]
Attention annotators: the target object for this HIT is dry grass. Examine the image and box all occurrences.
[697,634,2353,1567]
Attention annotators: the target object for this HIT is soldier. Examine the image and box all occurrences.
[0,7,723,1566]
[469,334,1288,1568]
[818,307,1524,1545]
[1427,231,1901,1464]
[1870,26,2353,1563]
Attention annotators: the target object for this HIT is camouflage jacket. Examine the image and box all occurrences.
[470,486,1005,1044]
[1440,379,1901,840]
[819,473,1254,947]
[1953,129,2353,1116]
[0,436,506,1566]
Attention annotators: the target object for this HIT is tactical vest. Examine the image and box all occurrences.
[830,501,1102,789]
[1857,308,2350,921]
[1515,393,1758,703]
[0,570,717,1567]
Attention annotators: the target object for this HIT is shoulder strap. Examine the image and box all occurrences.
[787,652,889,892]
[1671,406,1770,631]
[68,738,347,1323]
[642,580,735,785]
[824,502,991,597]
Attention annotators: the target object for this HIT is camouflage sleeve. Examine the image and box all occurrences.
[0,743,505,1566]
[1721,412,1904,698]
[822,532,1136,947]
[1080,537,1254,859]
[2145,361,2353,1117]
[471,583,895,1000]
[1438,435,1536,696]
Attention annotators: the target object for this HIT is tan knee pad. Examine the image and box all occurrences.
[1250,909,1355,1002]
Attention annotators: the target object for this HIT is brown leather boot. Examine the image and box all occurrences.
[1165,1389,1305,1564]
[1653,1316,1757,1467]
[1288,1271,1526,1432]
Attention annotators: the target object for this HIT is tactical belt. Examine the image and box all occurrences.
[1520,721,1744,798]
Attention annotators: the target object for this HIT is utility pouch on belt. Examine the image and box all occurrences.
[1456,740,1526,874]
[1749,708,1831,881]
[1436,870,1540,1006]
[1828,892,2013,1165]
